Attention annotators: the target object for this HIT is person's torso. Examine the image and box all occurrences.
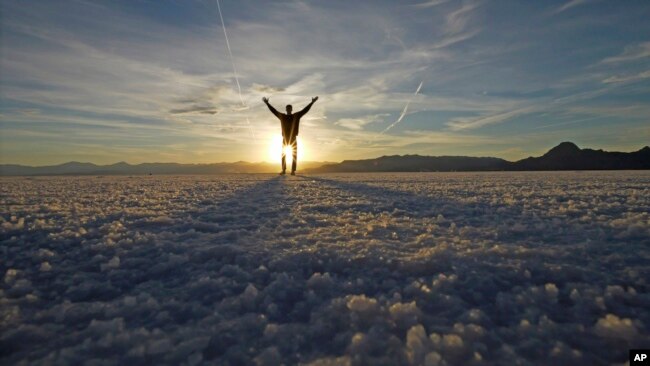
[280,114,300,139]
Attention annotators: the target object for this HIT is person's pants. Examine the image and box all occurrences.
[282,139,297,172]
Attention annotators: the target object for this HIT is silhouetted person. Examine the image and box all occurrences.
[263,96,318,175]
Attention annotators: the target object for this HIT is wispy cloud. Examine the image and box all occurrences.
[431,29,481,49]
[335,114,389,130]
[445,2,481,35]
[565,104,650,119]
[601,42,650,64]
[426,2,482,49]
[446,107,536,131]
[532,115,603,130]
[553,0,592,14]
[169,106,219,115]
[602,70,650,84]
[411,0,448,9]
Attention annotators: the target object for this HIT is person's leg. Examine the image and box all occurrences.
[291,139,297,174]
[281,142,287,174]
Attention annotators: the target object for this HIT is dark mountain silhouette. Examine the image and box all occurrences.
[307,142,650,173]
[510,142,650,170]
[2,142,648,175]
[0,161,331,176]
[308,155,509,173]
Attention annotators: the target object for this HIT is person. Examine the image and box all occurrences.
[263,96,318,175]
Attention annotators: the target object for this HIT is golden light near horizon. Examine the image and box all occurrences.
[266,135,308,165]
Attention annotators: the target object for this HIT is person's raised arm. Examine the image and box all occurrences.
[297,96,318,117]
[262,97,281,118]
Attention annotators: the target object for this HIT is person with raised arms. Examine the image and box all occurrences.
[263,96,318,175]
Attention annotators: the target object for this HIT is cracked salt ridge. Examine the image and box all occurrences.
[1,172,649,365]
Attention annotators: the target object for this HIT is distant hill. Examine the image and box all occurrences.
[307,142,650,173]
[2,142,648,175]
[509,142,650,170]
[308,155,509,173]
[0,161,331,176]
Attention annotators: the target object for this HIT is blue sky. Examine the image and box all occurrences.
[1,0,649,165]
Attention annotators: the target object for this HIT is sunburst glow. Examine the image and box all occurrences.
[267,135,306,166]
[266,135,307,169]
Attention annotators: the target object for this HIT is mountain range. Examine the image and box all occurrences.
[1,142,648,175]
[0,161,330,176]
[306,142,650,173]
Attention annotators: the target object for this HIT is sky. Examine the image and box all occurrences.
[1,0,649,165]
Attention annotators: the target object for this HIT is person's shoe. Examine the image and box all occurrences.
[279,171,286,175]
[290,171,296,175]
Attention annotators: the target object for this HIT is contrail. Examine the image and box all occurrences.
[380,81,423,134]
[216,0,255,139]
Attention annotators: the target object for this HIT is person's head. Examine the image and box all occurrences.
[286,105,293,114]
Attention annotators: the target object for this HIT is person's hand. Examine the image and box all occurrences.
[262,97,269,103]
[312,96,319,103]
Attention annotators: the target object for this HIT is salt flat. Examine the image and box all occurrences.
[1,172,649,365]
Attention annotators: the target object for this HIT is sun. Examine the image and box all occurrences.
[266,135,307,166]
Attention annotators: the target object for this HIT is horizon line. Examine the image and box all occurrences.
[2,142,649,168]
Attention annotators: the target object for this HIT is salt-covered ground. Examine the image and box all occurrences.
[1,172,649,365]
